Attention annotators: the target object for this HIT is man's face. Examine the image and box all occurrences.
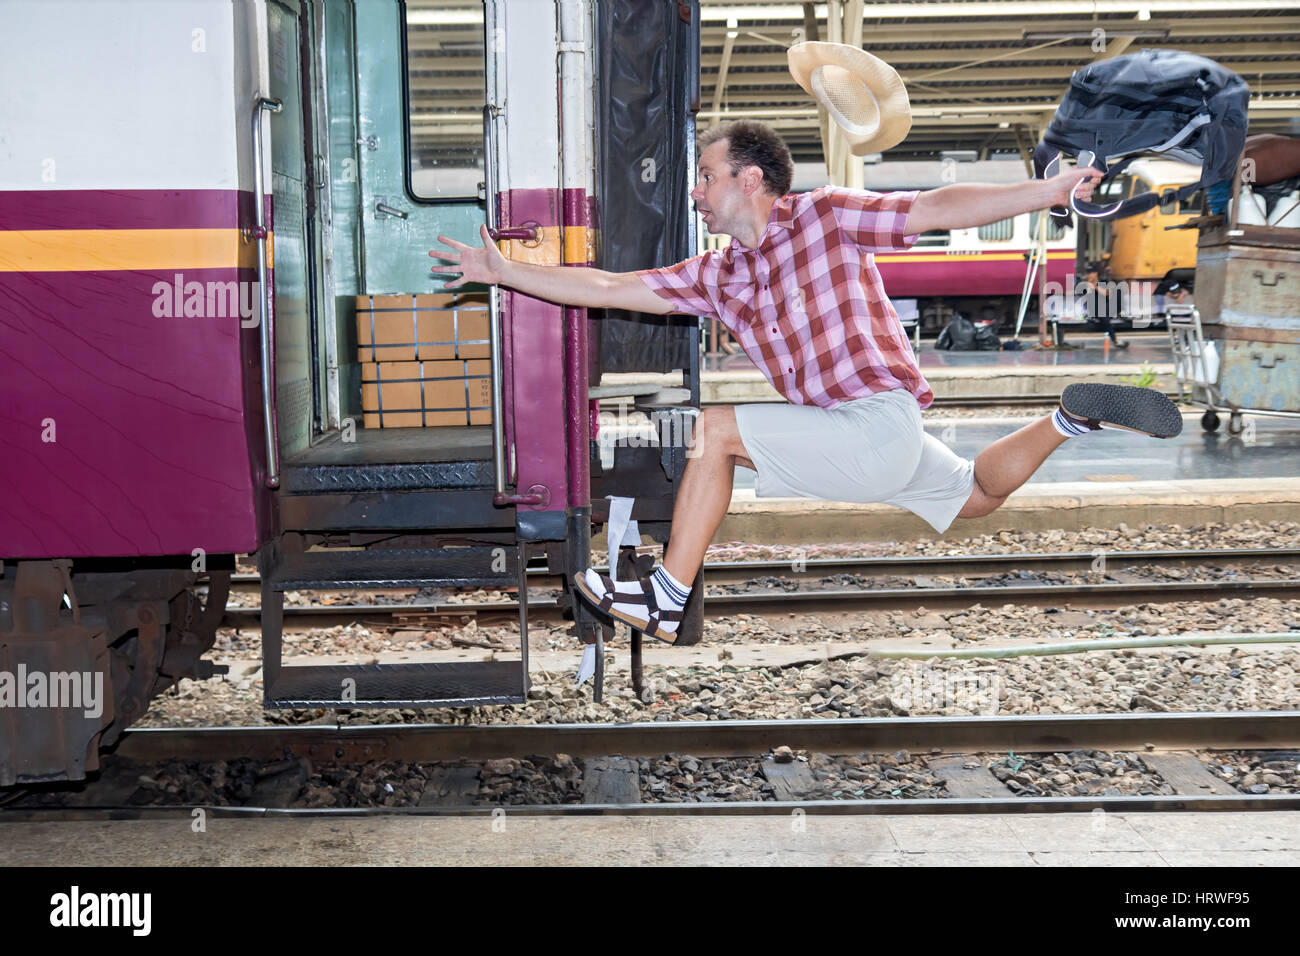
[691,139,747,235]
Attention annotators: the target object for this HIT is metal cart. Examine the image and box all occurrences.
[1169,169,1300,435]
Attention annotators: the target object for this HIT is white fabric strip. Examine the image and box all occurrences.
[603,495,641,583]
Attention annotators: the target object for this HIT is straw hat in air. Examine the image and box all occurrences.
[787,41,912,155]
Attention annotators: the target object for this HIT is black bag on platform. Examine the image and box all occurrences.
[1033,49,1249,222]
[973,323,1001,351]
[936,313,977,351]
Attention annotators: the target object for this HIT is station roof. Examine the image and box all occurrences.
[402,1,1300,172]
[698,0,1300,164]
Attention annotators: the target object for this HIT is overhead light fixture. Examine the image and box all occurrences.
[1022,29,1169,40]
[727,16,738,40]
[998,121,1010,129]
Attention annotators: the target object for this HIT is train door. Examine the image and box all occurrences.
[266,0,332,457]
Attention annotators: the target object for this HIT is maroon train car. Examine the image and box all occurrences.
[1,0,700,784]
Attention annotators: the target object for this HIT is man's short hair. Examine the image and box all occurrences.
[697,121,794,197]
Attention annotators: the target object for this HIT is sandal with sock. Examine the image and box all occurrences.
[574,568,686,645]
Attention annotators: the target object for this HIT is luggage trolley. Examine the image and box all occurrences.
[1171,167,1300,435]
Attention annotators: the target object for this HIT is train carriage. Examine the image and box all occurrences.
[0,0,702,784]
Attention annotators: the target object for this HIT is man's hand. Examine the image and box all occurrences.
[1048,166,1103,208]
[427,224,674,314]
[429,224,506,288]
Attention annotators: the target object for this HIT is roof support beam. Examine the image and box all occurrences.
[709,17,740,128]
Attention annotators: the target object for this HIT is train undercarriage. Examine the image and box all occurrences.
[0,559,230,786]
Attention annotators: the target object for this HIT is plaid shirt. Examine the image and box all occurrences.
[638,186,933,409]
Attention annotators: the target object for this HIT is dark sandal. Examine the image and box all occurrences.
[573,572,683,645]
[1060,383,1182,439]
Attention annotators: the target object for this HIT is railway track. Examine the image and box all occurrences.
[217,547,1300,628]
[6,713,1300,818]
[225,546,1300,593]
[224,578,1300,629]
[108,712,1300,763]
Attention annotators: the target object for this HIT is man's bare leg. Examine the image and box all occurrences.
[662,406,753,583]
[573,406,751,641]
[958,382,1183,518]
[958,416,1066,518]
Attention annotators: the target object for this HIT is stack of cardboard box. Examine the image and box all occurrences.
[356,293,492,428]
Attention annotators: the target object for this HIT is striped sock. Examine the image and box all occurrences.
[651,566,691,609]
[1052,406,1095,438]
[582,565,692,635]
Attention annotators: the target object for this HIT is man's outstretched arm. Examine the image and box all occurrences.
[904,166,1103,235]
[429,225,674,315]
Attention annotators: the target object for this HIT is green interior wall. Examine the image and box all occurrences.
[327,0,486,425]
[354,1,485,293]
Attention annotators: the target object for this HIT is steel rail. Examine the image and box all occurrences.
[221,576,1300,627]
[5,791,1300,821]
[109,712,1300,764]
[221,546,1300,594]
[9,714,1298,819]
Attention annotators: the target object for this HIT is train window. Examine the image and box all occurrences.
[914,229,950,247]
[1097,175,1134,202]
[1027,211,1067,241]
[403,0,486,200]
[1177,190,1203,215]
[977,218,1014,241]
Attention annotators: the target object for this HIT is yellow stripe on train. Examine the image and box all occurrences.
[879,251,1076,264]
[0,229,257,272]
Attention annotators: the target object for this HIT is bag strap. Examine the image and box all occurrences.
[1139,111,1212,158]
[1038,149,1135,221]
[1073,178,1202,221]
[1036,100,1215,222]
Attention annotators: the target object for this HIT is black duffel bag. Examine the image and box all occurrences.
[1034,49,1249,221]
[935,313,977,351]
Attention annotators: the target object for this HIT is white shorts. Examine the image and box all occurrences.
[733,389,975,533]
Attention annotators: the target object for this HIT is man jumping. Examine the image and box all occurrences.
[431,121,1182,644]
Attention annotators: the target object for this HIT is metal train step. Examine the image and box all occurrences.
[269,547,519,590]
[279,459,494,494]
[264,661,525,709]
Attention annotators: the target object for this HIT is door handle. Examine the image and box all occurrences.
[483,102,513,502]
[490,226,540,242]
[1253,270,1285,287]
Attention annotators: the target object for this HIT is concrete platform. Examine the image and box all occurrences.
[3,811,1298,866]
[717,415,1300,542]
[680,363,1177,404]
[719,477,1300,543]
[610,332,1177,404]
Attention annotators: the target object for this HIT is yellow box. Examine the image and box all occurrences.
[360,359,492,429]
[356,293,492,363]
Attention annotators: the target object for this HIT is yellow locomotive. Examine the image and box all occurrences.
[1080,158,1203,326]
